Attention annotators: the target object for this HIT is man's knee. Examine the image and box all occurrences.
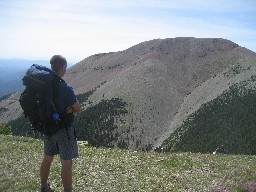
[42,155,54,165]
[61,159,72,168]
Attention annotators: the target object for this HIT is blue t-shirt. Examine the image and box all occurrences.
[45,80,78,139]
[56,81,77,115]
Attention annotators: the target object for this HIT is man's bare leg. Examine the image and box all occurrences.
[40,155,54,191]
[61,159,72,191]
[40,155,54,183]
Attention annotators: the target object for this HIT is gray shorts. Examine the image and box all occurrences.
[44,123,78,160]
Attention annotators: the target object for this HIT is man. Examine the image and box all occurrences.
[40,55,80,192]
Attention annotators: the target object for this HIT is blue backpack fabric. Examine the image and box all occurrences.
[19,64,64,136]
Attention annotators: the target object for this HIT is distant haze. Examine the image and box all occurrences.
[0,59,73,97]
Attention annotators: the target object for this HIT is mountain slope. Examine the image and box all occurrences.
[65,37,256,151]
[160,65,256,154]
[1,37,256,153]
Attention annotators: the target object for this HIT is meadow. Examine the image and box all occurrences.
[0,135,256,192]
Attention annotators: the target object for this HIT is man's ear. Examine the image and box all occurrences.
[61,65,66,72]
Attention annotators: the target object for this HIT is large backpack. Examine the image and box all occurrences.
[19,64,64,136]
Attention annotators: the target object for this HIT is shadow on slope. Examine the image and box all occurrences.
[8,89,129,149]
[75,97,128,148]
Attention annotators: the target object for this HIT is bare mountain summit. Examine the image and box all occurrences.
[1,37,256,153]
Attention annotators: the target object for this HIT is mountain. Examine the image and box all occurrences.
[1,37,256,154]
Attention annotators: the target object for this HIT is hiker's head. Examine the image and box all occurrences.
[50,55,67,77]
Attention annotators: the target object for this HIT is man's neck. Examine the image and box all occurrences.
[54,71,62,77]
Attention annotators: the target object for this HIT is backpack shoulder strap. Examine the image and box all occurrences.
[51,75,65,113]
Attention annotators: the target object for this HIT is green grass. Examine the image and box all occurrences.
[1,135,256,192]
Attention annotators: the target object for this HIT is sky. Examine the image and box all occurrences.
[0,0,255,64]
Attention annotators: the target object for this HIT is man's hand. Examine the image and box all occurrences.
[67,102,80,113]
